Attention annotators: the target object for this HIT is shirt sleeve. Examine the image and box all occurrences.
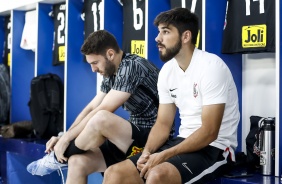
[200,58,229,105]
[112,60,144,94]
[100,76,112,93]
[157,64,174,104]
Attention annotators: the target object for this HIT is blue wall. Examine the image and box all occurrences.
[65,0,88,129]
[11,10,34,122]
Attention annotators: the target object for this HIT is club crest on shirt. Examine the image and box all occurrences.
[193,83,198,98]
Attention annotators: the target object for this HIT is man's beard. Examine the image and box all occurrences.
[103,58,116,77]
[159,38,182,62]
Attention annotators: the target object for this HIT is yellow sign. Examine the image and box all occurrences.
[58,46,65,62]
[131,40,146,58]
[242,24,266,48]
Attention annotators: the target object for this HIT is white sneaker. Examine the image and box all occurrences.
[27,151,67,176]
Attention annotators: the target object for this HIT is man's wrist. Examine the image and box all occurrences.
[60,131,71,142]
[142,149,151,155]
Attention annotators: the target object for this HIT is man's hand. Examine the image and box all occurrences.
[53,135,70,163]
[45,136,60,154]
[139,152,166,179]
[137,151,151,172]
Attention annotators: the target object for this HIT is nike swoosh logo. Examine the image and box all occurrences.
[182,163,193,174]
[169,88,177,92]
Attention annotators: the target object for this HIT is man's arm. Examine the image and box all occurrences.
[68,91,106,130]
[161,103,225,158]
[47,89,131,156]
[143,103,177,154]
[136,103,176,171]
[139,103,225,178]
[45,91,106,153]
[63,89,131,140]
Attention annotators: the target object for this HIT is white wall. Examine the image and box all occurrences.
[242,53,276,152]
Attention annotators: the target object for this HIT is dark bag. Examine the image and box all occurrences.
[0,121,33,138]
[0,63,10,125]
[245,116,275,171]
[28,73,64,139]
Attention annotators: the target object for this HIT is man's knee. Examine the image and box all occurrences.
[88,110,111,129]
[146,168,165,183]
[146,163,181,184]
[68,155,86,171]
[104,164,121,179]
[104,160,135,179]
[68,155,82,168]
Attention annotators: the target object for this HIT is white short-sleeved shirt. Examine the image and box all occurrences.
[158,48,240,160]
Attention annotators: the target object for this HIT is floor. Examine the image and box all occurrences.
[218,173,281,184]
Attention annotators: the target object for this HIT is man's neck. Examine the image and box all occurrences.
[114,50,124,70]
[175,45,195,72]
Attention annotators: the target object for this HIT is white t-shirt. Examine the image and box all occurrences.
[158,48,240,160]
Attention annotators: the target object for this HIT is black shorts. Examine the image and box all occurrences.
[100,123,151,167]
[129,137,230,184]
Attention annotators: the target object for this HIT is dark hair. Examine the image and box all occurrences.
[81,30,120,56]
[154,7,199,45]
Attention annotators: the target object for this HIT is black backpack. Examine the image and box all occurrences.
[28,73,64,139]
[0,64,10,125]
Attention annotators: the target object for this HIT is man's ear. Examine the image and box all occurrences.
[106,49,115,60]
[182,30,192,43]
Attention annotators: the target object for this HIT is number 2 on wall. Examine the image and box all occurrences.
[57,12,65,44]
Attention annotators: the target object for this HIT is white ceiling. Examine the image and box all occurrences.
[0,0,65,15]
[0,0,37,12]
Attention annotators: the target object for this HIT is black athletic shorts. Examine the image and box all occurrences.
[99,123,151,167]
[129,137,230,184]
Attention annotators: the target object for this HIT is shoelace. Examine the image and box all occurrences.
[57,166,65,184]
[41,160,66,184]
[45,159,66,184]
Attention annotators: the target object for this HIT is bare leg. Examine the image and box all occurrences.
[146,162,181,184]
[103,159,144,184]
[75,110,133,153]
[66,148,106,184]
